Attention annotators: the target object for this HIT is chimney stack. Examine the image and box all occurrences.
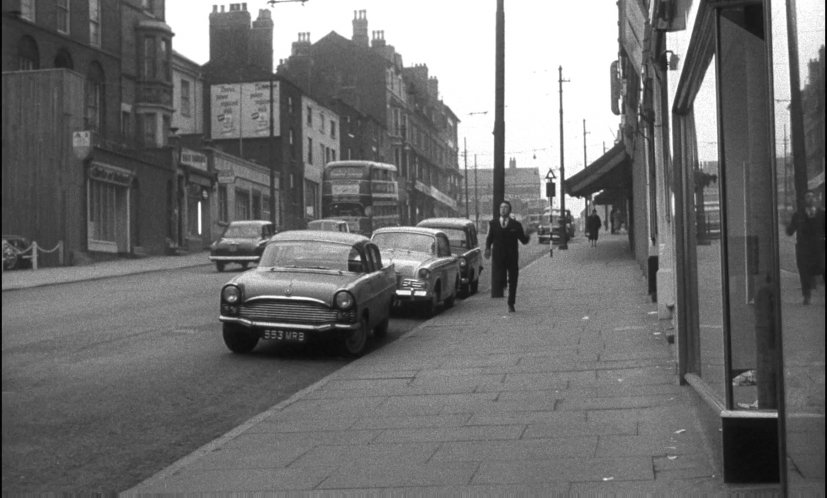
[352,10,368,47]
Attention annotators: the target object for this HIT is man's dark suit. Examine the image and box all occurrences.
[486,216,530,306]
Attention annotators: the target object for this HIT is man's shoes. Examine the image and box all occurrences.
[508,304,515,313]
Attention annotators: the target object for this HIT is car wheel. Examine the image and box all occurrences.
[470,277,479,295]
[216,262,225,272]
[423,286,440,318]
[222,324,258,354]
[373,313,389,339]
[343,315,369,356]
[240,262,249,270]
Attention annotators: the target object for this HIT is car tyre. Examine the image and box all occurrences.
[373,314,389,339]
[222,324,258,354]
[470,277,479,295]
[444,276,459,308]
[343,315,369,356]
[423,286,440,318]
[240,262,249,270]
[216,262,225,272]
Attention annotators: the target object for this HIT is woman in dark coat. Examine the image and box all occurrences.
[786,190,826,304]
[586,209,602,247]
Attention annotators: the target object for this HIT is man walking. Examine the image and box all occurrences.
[485,200,530,312]
[786,190,825,305]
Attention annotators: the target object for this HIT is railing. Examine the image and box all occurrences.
[2,240,64,271]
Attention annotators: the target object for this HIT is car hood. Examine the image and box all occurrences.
[230,268,357,303]
[380,249,434,277]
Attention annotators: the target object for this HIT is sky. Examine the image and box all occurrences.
[166,1,624,211]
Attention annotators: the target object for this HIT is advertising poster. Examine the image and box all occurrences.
[210,81,280,140]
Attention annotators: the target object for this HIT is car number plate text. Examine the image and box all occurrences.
[263,329,306,342]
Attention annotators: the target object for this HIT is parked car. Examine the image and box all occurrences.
[307,218,350,233]
[416,217,483,297]
[209,220,276,272]
[219,230,397,356]
[537,225,552,244]
[549,209,575,244]
[371,226,460,317]
[2,234,32,270]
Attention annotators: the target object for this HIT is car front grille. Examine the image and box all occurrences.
[401,279,426,289]
[239,299,355,324]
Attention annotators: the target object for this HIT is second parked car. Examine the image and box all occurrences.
[371,226,460,317]
[416,217,483,297]
[209,220,276,272]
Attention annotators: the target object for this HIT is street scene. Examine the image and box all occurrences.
[2,0,824,495]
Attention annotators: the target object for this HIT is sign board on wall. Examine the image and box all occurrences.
[210,81,281,140]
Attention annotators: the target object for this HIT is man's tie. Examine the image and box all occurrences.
[501,217,507,228]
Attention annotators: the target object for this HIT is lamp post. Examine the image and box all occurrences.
[491,0,506,297]
[558,65,569,250]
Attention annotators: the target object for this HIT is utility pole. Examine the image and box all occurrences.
[491,0,506,296]
[783,124,789,214]
[464,138,469,218]
[474,154,479,228]
[558,65,569,250]
[583,119,590,218]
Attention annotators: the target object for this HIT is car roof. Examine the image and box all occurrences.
[272,230,369,245]
[416,217,474,229]
[308,219,347,224]
[372,226,445,237]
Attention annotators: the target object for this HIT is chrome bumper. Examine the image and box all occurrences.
[210,255,260,262]
[394,288,432,301]
[219,316,358,331]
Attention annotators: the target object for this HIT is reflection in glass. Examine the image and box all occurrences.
[774,0,826,493]
[718,6,779,412]
[691,56,727,403]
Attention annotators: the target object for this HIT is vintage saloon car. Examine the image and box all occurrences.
[371,227,460,316]
[416,217,483,297]
[210,220,276,272]
[219,230,396,356]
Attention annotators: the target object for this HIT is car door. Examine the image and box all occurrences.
[435,233,458,295]
[363,243,393,320]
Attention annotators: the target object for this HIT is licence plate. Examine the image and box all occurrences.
[263,329,306,342]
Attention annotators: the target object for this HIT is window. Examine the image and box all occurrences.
[307,137,313,164]
[235,189,250,219]
[17,36,39,70]
[218,185,228,223]
[56,0,70,34]
[306,106,312,126]
[54,49,73,69]
[288,97,293,114]
[121,111,131,142]
[330,120,336,139]
[89,0,101,47]
[20,0,35,21]
[85,63,104,132]
[161,38,171,81]
[319,112,325,133]
[141,113,156,147]
[180,79,191,117]
[143,37,156,79]
[141,0,154,12]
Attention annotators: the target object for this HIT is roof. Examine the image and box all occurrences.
[272,230,368,245]
[371,227,445,237]
[416,217,475,229]
[564,142,632,197]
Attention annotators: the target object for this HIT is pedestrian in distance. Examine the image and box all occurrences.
[586,208,602,247]
[786,190,825,305]
[484,200,530,313]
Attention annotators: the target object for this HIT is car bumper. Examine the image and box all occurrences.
[210,255,260,262]
[219,315,358,332]
[394,288,432,302]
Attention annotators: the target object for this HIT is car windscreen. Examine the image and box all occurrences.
[429,228,467,252]
[259,241,357,271]
[372,232,435,255]
[222,224,263,238]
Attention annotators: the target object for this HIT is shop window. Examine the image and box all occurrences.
[252,190,262,219]
[218,185,228,223]
[235,189,250,219]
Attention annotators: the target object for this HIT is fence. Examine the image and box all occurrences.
[2,240,63,271]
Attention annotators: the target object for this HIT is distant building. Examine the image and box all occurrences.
[462,158,542,232]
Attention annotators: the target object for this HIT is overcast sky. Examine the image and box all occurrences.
[166,1,622,195]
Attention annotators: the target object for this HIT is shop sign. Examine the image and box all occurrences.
[73,130,92,160]
[217,169,236,184]
[89,162,134,186]
[181,148,208,171]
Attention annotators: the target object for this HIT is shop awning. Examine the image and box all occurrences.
[565,142,631,197]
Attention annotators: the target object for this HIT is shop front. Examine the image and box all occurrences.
[86,161,135,254]
[667,0,824,490]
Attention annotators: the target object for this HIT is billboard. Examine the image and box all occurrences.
[210,81,281,140]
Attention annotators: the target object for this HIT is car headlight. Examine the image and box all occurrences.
[418,268,431,280]
[458,258,467,269]
[222,285,241,304]
[334,291,355,310]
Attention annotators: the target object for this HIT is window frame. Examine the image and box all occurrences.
[56,0,70,34]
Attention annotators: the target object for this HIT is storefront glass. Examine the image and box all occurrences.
[772,0,826,493]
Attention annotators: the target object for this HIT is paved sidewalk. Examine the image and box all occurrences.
[1,250,211,291]
[120,235,781,495]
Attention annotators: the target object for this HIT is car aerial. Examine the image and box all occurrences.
[416,217,483,297]
[1,234,32,270]
[371,226,460,317]
[209,220,276,272]
[218,230,396,356]
[307,218,350,233]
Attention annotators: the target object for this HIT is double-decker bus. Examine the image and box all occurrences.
[322,160,400,235]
